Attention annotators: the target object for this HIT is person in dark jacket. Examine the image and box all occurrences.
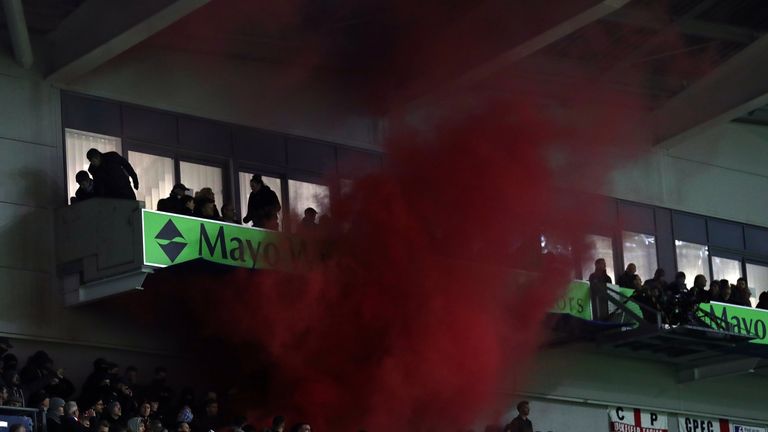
[757,292,768,310]
[157,184,190,214]
[86,148,139,200]
[588,258,612,321]
[72,171,97,204]
[503,401,533,432]
[644,269,667,292]
[734,277,753,307]
[47,397,66,432]
[689,274,708,303]
[193,188,220,219]
[179,195,195,216]
[616,263,637,289]
[61,401,90,432]
[242,175,281,230]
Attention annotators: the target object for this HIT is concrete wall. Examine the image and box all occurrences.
[610,122,768,228]
[63,46,384,151]
[517,347,768,424]
[0,50,181,356]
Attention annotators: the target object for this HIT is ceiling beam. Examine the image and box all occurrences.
[605,8,761,45]
[652,34,768,149]
[46,0,210,83]
[456,0,633,86]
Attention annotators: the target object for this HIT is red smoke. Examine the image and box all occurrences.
[174,94,633,431]
[137,1,666,430]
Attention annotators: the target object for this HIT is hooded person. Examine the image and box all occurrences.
[3,369,24,407]
[157,184,191,214]
[126,418,145,432]
[47,397,66,432]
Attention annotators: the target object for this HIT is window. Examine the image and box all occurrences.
[675,241,710,282]
[65,129,121,201]
[712,256,742,285]
[128,151,175,211]
[622,231,657,282]
[288,179,330,231]
[746,263,768,307]
[581,234,614,282]
[238,172,283,228]
[541,234,572,257]
[180,161,224,210]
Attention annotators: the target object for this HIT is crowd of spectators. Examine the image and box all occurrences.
[71,149,285,230]
[0,341,311,432]
[587,259,768,325]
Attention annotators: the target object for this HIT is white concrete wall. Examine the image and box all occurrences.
[609,122,768,227]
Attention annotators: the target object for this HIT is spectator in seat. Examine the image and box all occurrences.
[86,148,139,200]
[194,189,220,219]
[106,401,125,429]
[718,280,739,305]
[146,367,173,418]
[616,263,637,289]
[300,208,318,233]
[194,399,221,432]
[588,258,612,321]
[644,269,667,292]
[289,423,310,432]
[138,402,151,424]
[158,184,191,214]
[148,419,164,432]
[3,369,24,406]
[178,196,194,216]
[265,416,286,432]
[503,401,533,432]
[221,202,240,224]
[194,198,219,221]
[707,281,720,302]
[666,272,687,297]
[48,397,66,432]
[72,171,97,204]
[734,278,752,307]
[27,390,49,411]
[126,418,145,432]
[632,274,643,291]
[97,420,111,432]
[243,175,281,230]
[757,292,768,310]
[690,274,708,302]
[61,401,87,432]
[176,423,191,432]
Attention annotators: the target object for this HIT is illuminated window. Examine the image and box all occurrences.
[622,231,657,282]
[180,161,224,209]
[712,256,742,285]
[675,241,710,282]
[288,179,329,231]
[128,151,174,211]
[581,234,615,282]
[238,172,283,229]
[746,263,768,307]
[65,129,121,201]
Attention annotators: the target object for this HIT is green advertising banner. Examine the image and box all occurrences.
[551,280,592,320]
[142,210,310,271]
[701,302,768,345]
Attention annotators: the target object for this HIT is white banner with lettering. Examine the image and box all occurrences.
[608,406,668,432]
[678,416,766,432]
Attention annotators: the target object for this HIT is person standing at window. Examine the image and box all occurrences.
[71,171,97,204]
[616,263,637,289]
[243,175,281,230]
[86,148,139,200]
[588,258,612,321]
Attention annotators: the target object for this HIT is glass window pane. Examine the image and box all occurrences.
[675,241,710,282]
[622,231,657,282]
[288,179,330,231]
[238,172,283,229]
[712,256,742,285]
[128,151,175,211]
[746,263,768,307]
[582,234,615,282]
[65,129,121,202]
[180,161,224,210]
